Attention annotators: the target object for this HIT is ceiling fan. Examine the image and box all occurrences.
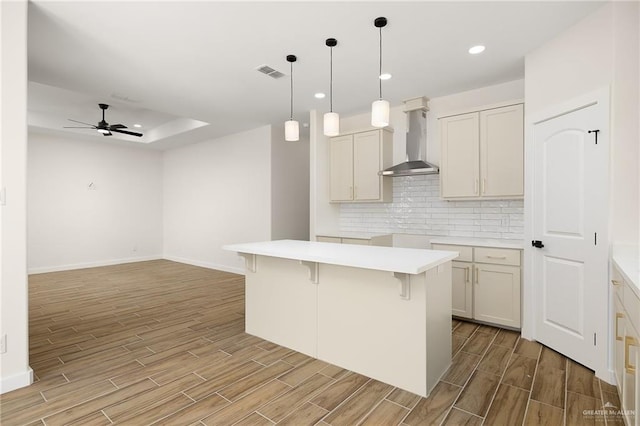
[64,103,143,137]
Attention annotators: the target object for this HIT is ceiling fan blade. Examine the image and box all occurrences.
[68,118,96,126]
[102,131,113,136]
[109,124,127,129]
[111,128,143,137]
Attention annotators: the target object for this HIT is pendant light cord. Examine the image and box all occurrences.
[290,61,294,120]
[330,46,333,112]
[379,26,383,100]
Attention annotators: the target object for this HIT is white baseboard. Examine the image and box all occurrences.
[163,255,244,275]
[28,255,163,275]
[0,367,33,394]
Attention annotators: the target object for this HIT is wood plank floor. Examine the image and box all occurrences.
[0,260,623,425]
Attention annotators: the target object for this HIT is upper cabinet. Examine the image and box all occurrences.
[440,104,524,199]
[329,129,393,203]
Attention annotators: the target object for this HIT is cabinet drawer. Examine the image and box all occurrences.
[341,238,370,246]
[624,284,640,334]
[316,236,341,243]
[611,266,625,303]
[431,244,472,262]
[474,247,521,266]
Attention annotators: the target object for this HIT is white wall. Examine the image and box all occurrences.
[163,126,272,273]
[27,132,163,273]
[270,125,310,241]
[611,2,639,246]
[525,1,639,245]
[0,0,31,393]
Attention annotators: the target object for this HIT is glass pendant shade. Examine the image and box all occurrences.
[323,112,340,137]
[371,99,390,127]
[285,119,299,141]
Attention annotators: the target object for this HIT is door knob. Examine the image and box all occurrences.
[531,240,544,248]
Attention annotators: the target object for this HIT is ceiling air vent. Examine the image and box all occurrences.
[256,64,285,79]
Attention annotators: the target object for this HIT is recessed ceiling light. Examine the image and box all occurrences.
[314,92,326,99]
[379,73,392,80]
[468,45,486,55]
[133,124,142,128]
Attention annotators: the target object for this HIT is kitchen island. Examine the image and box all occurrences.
[223,240,458,397]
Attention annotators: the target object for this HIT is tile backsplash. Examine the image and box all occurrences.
[339,174,524,240]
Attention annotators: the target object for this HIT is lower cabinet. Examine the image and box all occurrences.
[451,261,473,319]
[432,243,522,328]
[612,266,639,426]
[316,234,393,247]
[474,263,521,328]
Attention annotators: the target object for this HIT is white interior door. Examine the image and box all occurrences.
[532,101,608,372]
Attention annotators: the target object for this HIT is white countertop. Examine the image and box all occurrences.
[224,239,458,275]
[612,244,639,298]
[429,236,525,250]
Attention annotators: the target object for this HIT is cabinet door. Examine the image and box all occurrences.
[614,295,625,396]
[480,104,524,197]
[341,238,370,245]
[329,135,354,201]
[623,322,639,426]
[452,261,473,319]
[353,130,381,201]
[440,113,480,198]
[316,236,341,243]
[474,263,521,328]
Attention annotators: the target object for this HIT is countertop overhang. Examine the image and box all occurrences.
[224,239,458,275]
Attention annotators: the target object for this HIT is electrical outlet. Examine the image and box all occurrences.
[0,334,7,354]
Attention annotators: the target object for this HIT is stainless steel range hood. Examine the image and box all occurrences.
[379,97,439,177]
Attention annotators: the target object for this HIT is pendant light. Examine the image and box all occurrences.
[371,17,390,128]
[285,54,299,141]
[323,38,340,137]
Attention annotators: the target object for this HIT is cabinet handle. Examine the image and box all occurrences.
[350,186,353,199]
[465,267,469,283]
[474,266,479,284]
[615,313,624,341]
[481,178,486,195]
[612,279,622,287]
[486,255,507,260]
[625,335,638,374]
[475,179,479,195]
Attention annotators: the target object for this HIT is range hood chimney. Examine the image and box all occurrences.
[379,96,439,177]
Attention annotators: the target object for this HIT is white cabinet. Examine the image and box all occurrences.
[440,104,524,199]
[474,263,521,327]
[611,266,639,426]
[440,113,479,198]
[451,261,473,319]
[315,234,393,247]
[329,129,392,202]
[432,243,521,328]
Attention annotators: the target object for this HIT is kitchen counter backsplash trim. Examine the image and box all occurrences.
[339,174,524,240]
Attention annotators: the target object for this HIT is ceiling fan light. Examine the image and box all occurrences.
[371,99,390,128]
[323,112,340,137]
[285,119,299,141]
[97,128,110,134]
